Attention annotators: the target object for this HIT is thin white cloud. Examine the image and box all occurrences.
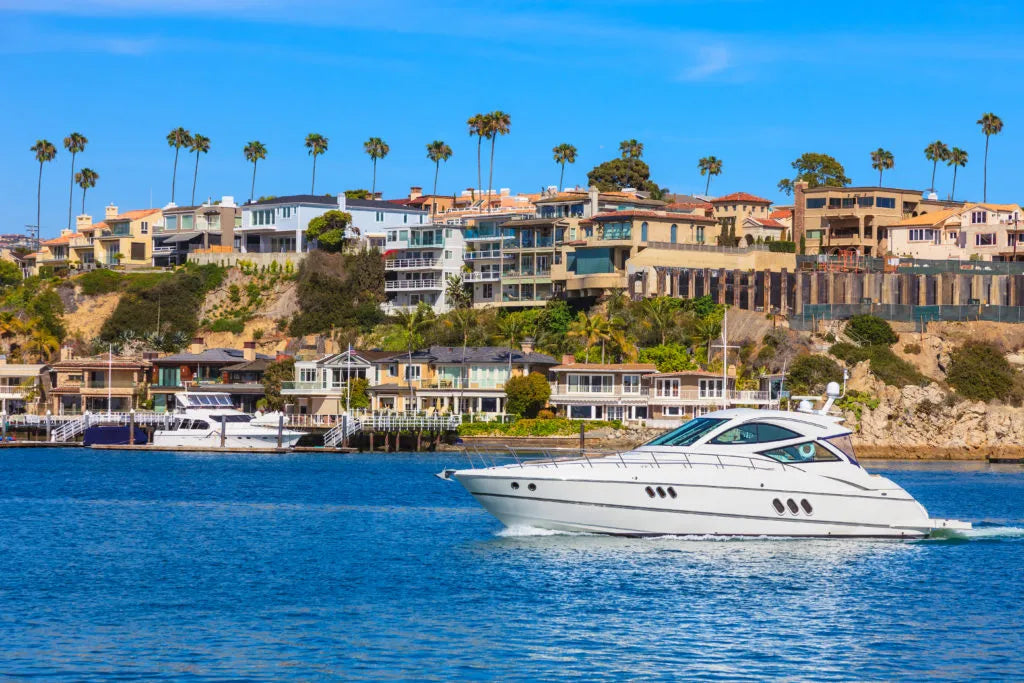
[678,44,732,81]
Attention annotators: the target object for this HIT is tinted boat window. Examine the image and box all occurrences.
[824,434,859,465]
[710,423,800,445]
[760,441,840,463]
[645,418,727,447]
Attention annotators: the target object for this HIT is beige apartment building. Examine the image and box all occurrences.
[887,203,1024,261]
[793,183,959,256]
[711,192,774,241]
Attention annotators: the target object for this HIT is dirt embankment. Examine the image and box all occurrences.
[59,287,122,341]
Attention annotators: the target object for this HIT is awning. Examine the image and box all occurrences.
[158,231,204,244]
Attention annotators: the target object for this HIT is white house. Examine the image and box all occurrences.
[238,194,427,253]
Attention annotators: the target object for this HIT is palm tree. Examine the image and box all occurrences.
[978,113,1003,202]
[568,312,611,362]
[24,324,58,363]
[483,111,511,211]
[426,140,453,214]
[189,133,210,205]
[74,168,99,214]
[304,133,329,194]
[467,114,486,203]
[63,132,87,229]
[30,139,57,249]
[948,147,968,201]
[444,273,470,310]
[619,139,644,159]
[364,137,390,196]
[698,156,723,195]
[870,148,894,187]
[443,307,477,413]
[495,314,524,375]
[924,140,950,192]
[166,127,192,204]
[696,317,723,362]
[393,306,431,410]
[552,143,577,190]
[243,140,267,203]
[641,297,679,345]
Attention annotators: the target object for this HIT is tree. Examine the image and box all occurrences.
[552,143,578,191]
[74,168,99,216]
[444,273,470,310]
[305,210,355,253]
[777,178,794,196]
[30,139,57,247]
[344,189,370,199]
[0,260,22,287]
[947,341,1018,403]
[261,356,295,411]
[243,140,267,203]
[948,147,968,201]
[348,377,371,410]
[189,133,210,205]
[426,140,453,214]
[393,305,432,408]
[787,353,842,395]
[641,297,681,345]
[639,343,698,372]
[698,156,723,195]
[305,133,329,194]
[166,127,192,204]
[870,148,894,187]
[978,113,1003,202]
[846,314,898,346]
[495,313,525,374]
[467,114,486,203]
[363,136,389,196]
[780,153,850,191]
[483,110,511,210]
[568,312,611,361]
[586,156,665,197]
[619,139,644,159]
[924,140,950,192]
[24,325,59,362]
[504,372,551,418]
[63,132,87,229]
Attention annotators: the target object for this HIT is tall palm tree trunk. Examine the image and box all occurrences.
[407,346,414,411]
[171,147,180,203]
[372,159,377,196]
[952,166,959,200]
[486,137,497,212]
[36,162,42,248]
[432,162,440,216]
[705,174,711,194]
[311,155,318,194]
[559,162,565,191]
[878,169,883,186]
[250,161,258,203]
[476,136,482,207]
[191,152,200,205]
[983,135,990,202]
[81,187,88,215]
[67,151,76,229]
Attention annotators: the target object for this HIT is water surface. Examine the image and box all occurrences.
[0,449,1021,680]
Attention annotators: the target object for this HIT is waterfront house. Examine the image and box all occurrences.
[885,203,1024,261]
[547,361,658,422]
[156,197,240,266]
[284,349,397,415]
[92,205,162,268]
[711,192,774,241]
[48,352,150,414]
[646,369,772,426]
[149,340,271,413]
[239,194,427,254]
[0,357,49,414]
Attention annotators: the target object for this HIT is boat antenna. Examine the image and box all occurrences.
[108,343,113,416]
[346,342,352,416]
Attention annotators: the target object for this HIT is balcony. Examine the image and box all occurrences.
[464,250,510,260]
[385,278,443,291]
[282,381,350,394]
[464,230,510,241]
[507,236,555,250]
[385,257,442,270]
[549,385,649,400]
[417,378,507,391]
[502,269,551,280]
[464,271,500,282]
[647,389,771,404]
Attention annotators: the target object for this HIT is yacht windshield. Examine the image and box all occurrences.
[645,418,728,447]
[209,414,252,423]
[823,434,859,465]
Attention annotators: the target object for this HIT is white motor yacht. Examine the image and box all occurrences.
[151,392,305,449]
[442,387,970,538]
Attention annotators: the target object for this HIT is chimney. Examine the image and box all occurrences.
[75,215,92,232]
[561,354,576,365]
[105,204,119,220]
[521,337,535,354]
[587,185,599,217]
[337,193,347,211]
[189,337,204,355]
[243,341,256,361]
[409,186,423,200]
[793,181,808,247]
[60,345,74,361]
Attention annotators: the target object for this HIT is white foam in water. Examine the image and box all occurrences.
[928,525,1024,541]
[496,525,583,537]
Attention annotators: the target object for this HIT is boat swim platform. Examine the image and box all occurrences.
[94,444,359,454]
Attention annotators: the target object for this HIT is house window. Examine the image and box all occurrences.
[181,215,194,230]
[971,211,987,224]
[388,363,398,376]
[976,233,996,246]
[623,375,641,393]
[699,378,724,398]
[445,228,453,238]
[670,224,678,243]
[663,406,682,416]
[281,207,292,218]
[141,221,149,234]
[405,365,421,381]
[641,222,648,241]
[376,211,385,222]
[299,368,316,383]
[166,215,178,230]
[444,250,452,260]
[857,196,874,208]
[566,375,613,393]
[482,283,493,298]
[403,214,408,224]
[656,378,679,397]
[909,229,937,242]
[419,215,424,224]
[876,197,896,209]
[806,198,826,209]
[399,230,408,242]
[388,231,397,242]
[130,242,146,260]
[696,226,705,243]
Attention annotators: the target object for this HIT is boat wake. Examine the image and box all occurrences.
[926,522,1024,542]
[496,525,593,537]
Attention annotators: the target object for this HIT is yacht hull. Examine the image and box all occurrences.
[455,472,935,538]
[151,432,303,449]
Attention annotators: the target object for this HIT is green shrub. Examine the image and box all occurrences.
[903,343,922,355]
[210,317,245,334]
[504,372,551,418]
[768,240,796,253]
[290,249,386,335]
[947,341,1019,402]
[831,342,927,387]
[787,354,842,395]
[829,341,870,364]
[846,314,898,346]
[639,343,698,372]
[536,409,556,419]
[99,266,223,343]
[77,269,124,295]
[458,418,622,437]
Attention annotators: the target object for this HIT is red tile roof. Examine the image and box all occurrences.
[584,210,717,223]
[748,217,785,228]
[769,208,793,220]
[712,192,773,204]
[552,363,658,372]
[111,208,161,221]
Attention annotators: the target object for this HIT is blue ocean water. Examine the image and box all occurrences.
[0,449,1022,681]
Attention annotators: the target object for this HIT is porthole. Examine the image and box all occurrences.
[645,486,655,498]
[801,499,813,514]
[787,499,799,514]
[527,483,536,492]
[511,482,519,490]
[667,487,677,499]
[772,499,785,514]
[656,486,666,498]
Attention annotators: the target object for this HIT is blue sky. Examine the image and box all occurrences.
[2,0,1023,238]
